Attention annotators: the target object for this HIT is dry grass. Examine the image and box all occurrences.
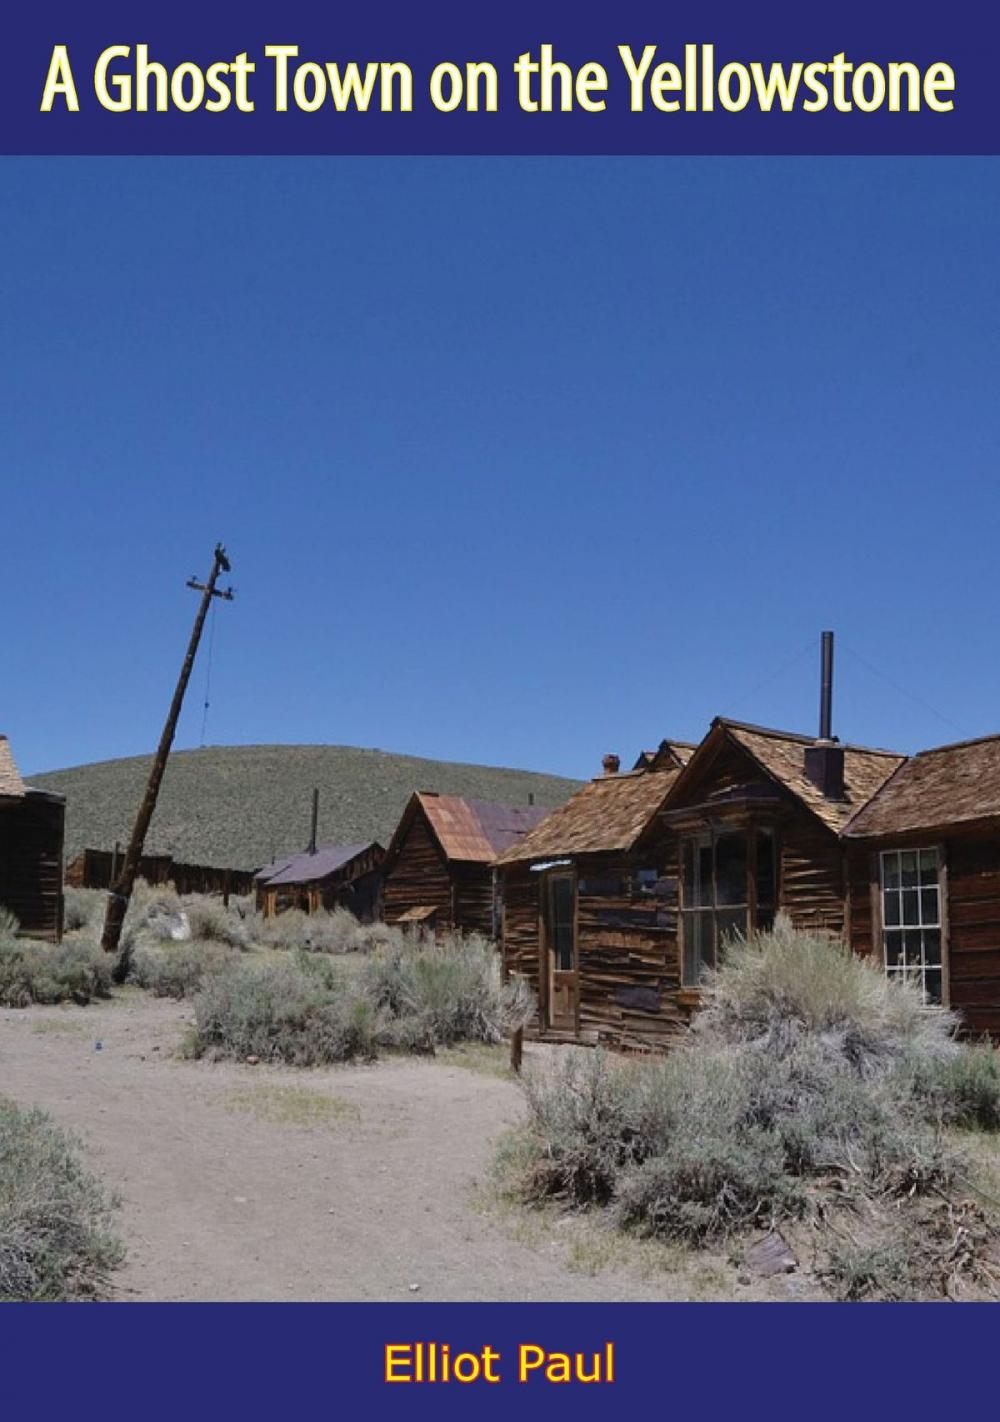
[221,1084,361,1128]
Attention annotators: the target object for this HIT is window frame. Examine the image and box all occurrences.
[876,844,949,1007]
[679,822,778,987]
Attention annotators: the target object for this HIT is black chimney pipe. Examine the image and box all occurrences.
[308,787,319,855]
[819,630,834,742]
[804,630,845,799]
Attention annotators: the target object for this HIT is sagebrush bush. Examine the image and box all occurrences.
[0,906,19,939]
[186,932,533,1065]
[512,1051,659,1205]
[904,1043,1000,1132]
[62,886,103,934]
[188,956,383,1065]
[129,939,237,999]
[121,884,187,948]
[0,938,113,1007]
[252,906,405,956]
[363,932,534,1046]
[183,898,248,949]
[0,1096,124,1300]
[499,921,998,1299]
[693,914,959,1074]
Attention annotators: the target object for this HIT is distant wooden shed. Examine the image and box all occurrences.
[496,743,694,1048]
[66,847,254,899]
[255,841,385,921]
[843,734,1000,1035]
[0,734,65,941]
[382,792,548,936]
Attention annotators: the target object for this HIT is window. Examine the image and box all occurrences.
[545,873,576,971]
[681,827,776,985]
[880,848,943,1004]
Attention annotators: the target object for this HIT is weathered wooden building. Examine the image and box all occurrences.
[255,841,385,920]
[66,847,255,899]
[382,792,547,936]
[646,719,904,1004]
[843,735,1000,1035]
[500,722,904,1052]
[496,743,694,1048]
[0,733,65,941]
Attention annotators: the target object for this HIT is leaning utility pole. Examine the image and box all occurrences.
[100,543,235,957]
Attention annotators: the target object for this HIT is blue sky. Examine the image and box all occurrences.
[2,157,998,779]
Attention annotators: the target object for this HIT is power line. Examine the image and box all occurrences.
[199,596,218,747]
[731,636,817,710]
[840,641,969,739]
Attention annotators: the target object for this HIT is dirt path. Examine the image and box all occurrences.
[0,993,691,1302]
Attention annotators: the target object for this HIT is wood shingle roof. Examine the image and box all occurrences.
[721,720,905,833]
[844,734,1000,838]
[0,735,26,799]
[494,767,684,865]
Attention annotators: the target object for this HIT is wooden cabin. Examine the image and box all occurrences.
[0,733,65,941]
[500,721,904,1052]
[255,841,385,920]
[496,743,695,1049]
[382,792,547,936]
[843,735,1000,1036]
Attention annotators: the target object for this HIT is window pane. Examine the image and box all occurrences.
[885,932,906,969]
[901,889,919,926]
[715,832,748,907]
[884,893,900,927]
[683,841,694,905]
[882,853,901,890]
[919,848,939,883]
[921,887,940,926]
[923,930,942,967]
[697,843,713,906]
[901,852,918,889]
[756,830,776,906]
[716,909,746,953]
[903,929,923,966]
[756,906,775,932]
[682,912,714,985]
[924,969,943,1004]
[549,878,575,970]
[683,838,713,907]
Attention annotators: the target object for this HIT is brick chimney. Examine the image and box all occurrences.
[803,631,845,799]
[602,753,620,777]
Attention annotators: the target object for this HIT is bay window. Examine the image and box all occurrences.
[681,826,776,985]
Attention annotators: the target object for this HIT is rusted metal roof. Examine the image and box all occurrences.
[259,842,381,887]
[0,735,26,799]
[408,792,548,864]
[844,734,1000,838]
[495,767,684,865]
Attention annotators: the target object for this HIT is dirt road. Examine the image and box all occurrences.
[1,993,695,1302]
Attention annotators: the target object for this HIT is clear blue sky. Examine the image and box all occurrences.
[3,157,998,779]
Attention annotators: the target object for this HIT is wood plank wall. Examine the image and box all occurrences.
[0,795,64,941]
[848,833,1000,1037]
[946,835,1000,1035]
[383,813,454,928]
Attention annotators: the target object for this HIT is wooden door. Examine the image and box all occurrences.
[542,872,577,1031]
